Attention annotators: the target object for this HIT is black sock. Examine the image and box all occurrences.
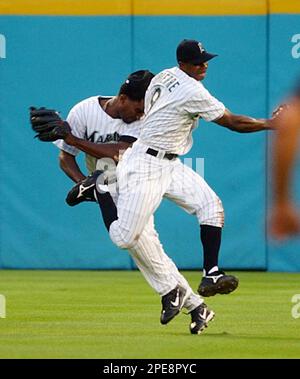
[95,191,118,231]
[200,225,222,274]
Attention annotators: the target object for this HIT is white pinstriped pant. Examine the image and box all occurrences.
[109,141,224,308]
[127,216,203,312]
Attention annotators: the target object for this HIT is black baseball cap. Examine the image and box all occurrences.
[176,39,218,65]
[119,70,155,101]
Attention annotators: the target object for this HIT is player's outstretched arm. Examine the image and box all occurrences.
[63,134,131,162]
[29,106,132,162]
[213,109,272,133]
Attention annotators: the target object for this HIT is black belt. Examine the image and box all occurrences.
[146,148,178,160]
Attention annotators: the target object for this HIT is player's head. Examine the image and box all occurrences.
[176,39,217,81]
[118,70,155,123]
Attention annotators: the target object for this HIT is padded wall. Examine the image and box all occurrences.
[0,0,299,270]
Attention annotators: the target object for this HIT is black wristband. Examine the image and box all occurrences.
[119,135,137,144]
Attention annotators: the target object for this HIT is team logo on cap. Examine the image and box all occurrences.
[198,43,205,53]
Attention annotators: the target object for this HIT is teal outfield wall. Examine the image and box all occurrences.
[267,14,300,271]
[0,14,299,270]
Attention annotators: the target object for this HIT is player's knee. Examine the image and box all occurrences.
[109,225,139,250]
[115,237,137,250]
[198,196,225,227]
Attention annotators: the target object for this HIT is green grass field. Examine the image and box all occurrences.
[0,270,299,358]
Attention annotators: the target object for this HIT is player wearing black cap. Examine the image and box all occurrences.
[32,40,277,334]
[30,69,213,335]
[86,38,274,301]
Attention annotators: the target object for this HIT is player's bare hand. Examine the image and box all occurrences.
[269,202,300,240]
[271,103,290,120]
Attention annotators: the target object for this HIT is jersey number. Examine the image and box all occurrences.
[148,87,161,112]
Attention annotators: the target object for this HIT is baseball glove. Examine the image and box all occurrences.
[30,106,71,142]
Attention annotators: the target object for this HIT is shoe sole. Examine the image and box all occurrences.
[190,310,215,335]
[198,277,239,297]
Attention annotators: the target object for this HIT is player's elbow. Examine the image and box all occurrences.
[58,150,68,169]
[216,110,244,133]
[58,150,75,171]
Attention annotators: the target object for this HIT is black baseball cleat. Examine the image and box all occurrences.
[66,170,103,206]
[160,286,190,325]
[189,303,215,335]
[198,270,239,297]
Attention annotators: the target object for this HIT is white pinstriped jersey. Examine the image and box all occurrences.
[54,96,142,172]
[141,66,225,155]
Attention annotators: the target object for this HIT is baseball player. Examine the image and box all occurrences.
[269,79,300,239]
[64,39,274,320]
[30,69,215,335]
[54,71,152,182]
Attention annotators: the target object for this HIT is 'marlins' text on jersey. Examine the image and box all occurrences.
[86,130,120,144]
